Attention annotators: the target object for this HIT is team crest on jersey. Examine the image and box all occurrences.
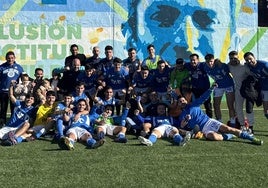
[7,69,16,77]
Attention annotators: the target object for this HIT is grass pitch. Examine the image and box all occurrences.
[0,108,268,188]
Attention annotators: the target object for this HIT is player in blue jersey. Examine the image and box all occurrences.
[131,65,153,95]
[0,51,24,127]
[185,53,212,118]
[123,48,142,80]
[72,81,90,107]
[58,99,104,150]
[77,64,98,100]
[176,84,263,145]
[138,103,191,146]
[53,93,74,141]
[104,57,130,97]
[243,52,268,119]
[1,81,36,146]
[97,45,116,76]
[93,86,124,115]
[151,60,172,104]
[204,54,236,125]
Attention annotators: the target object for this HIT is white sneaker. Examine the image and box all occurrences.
[138,136,153,146]
[180,131,191,146]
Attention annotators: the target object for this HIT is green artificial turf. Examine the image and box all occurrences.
[0,108,268,188]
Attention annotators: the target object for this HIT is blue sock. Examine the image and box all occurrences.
[239,131,253,141]
[98,131,105,140]
[69,138,75,145]
[118,133,125,139]
[148,134,157,143]
[16,136,23,143]
[173,134,183,144]
[86,138,96,147]
[222,133,234,140]
[56,119,64,138]
[34,128,46,139]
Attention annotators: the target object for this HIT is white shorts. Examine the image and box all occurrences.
[0,127,18,140]
[97,124,116,136]
[154,124,177,138]
[213,86,234,97]
[201,119,222,137]
[262,90,268,101]
[66,127,90,140]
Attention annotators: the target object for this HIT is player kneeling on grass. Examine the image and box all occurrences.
[58,99,103,150]
[177,83,263,145]
[138,103,191,146]
[0,81,36,146]
[94,102,130,143]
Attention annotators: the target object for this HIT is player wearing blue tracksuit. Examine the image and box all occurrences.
[0,51,24,126]
[176,85,263,145]
[204,54,236,125]
[244,52,268,119]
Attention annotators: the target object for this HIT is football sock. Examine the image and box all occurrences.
[173,133,183,144]
[86,138,96,147]
[35,128,46,138]
[239,131,253,141]
[98,131,105,140]
[118,132,126,139]
[16,136,23,143]
[222,133,234,140]
[56,119,64,137]
[148,133,157,143]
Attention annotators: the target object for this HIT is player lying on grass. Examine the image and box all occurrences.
[177,83,263,145]
[138,103,191,146]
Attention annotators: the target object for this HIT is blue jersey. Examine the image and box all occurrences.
[6,101,35,128]
[77,71,98,91]
[185,62,210,90]
[177,88,213,131]
[145,116,174,128]
[69,113,92,133]
[98,57,114,76]
[123,58,140,76]
[247,60,268,91]
[72,92,89,106]
[132,72,153,90]
[104,67,129,90]
[151,67,171,92]
[95,97,119,114]
[0,62,24,93]
[204,63,234,88]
